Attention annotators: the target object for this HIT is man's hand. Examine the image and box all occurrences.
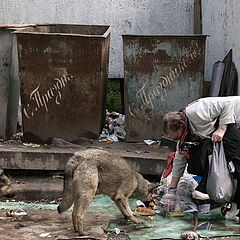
[211,124,227,142]
[160,188,177,213]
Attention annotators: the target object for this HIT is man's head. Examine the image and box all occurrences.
[163,111,186,140]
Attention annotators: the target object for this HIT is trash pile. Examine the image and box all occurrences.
[154,174,211,216]
[133,173,213,219]
[99,110,126,142]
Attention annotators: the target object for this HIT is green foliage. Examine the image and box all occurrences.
[106,79,123,113]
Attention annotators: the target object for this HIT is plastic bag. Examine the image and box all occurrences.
[156,174,199,215]
[206,141,234,203]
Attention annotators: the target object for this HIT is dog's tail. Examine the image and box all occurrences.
[57,156,78,214]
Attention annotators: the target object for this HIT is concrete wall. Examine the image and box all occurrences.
[202,0,240,93]
[0,0,195,78]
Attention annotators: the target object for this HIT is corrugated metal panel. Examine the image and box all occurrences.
[123,35,206,141]
[14,24,111,143]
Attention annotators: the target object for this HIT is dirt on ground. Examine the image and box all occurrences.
[0,207,131,240]
[1,206,240,240]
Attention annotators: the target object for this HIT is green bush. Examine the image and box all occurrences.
[106,79,123,113]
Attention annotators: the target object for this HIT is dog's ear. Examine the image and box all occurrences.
[147,183,158,192]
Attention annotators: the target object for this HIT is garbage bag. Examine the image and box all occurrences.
[206,141,234,203]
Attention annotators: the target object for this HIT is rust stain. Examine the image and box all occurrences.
[15,24,111,143]
[123,35,206,141]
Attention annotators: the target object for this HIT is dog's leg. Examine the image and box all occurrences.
[114,198,144,223]
[113,181,144,223]
[72,168,98,235]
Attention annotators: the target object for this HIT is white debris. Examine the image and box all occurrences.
[39,232,52,238]
[181,231,199,240]
[114,228,121,234]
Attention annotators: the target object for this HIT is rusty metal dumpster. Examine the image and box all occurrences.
[0,28,19,139]
[14,24,111,143]
[123,35,207,141]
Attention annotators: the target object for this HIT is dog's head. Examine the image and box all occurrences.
[0,170,15,198]
[132,175,158,202]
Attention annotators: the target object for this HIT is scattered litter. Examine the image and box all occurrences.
[181,231,199,240]
[154,174,211,216]
[114,126,126,140]
[192,190,209,200]
[39,232,52,238]
[107,134,119,143]
[23,143,41,148]
[136,200,145,207]
[52,174,64,179]
[71,236,98,239]
[198,204,210,214]
[99,110,126,142]
[6,208,27,218]
[169,212,187,217]
[198,221,212,230]
[135,207,156,216]
[114,227,121,234]
[6,211,12,217]
[144,139,160,146]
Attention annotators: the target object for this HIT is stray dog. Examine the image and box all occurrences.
[58,149,155,235]
[0,170,15,198]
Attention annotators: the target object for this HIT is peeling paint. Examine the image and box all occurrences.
[123,35,206,141]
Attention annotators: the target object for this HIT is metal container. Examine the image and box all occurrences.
[14,24,111,143]
[0,29,19,139]
[123,35,207,141]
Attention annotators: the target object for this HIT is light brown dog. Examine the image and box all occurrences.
[58,149,155,235]
[0,170,15,198]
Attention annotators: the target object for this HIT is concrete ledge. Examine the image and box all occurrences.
[0,142,170,175]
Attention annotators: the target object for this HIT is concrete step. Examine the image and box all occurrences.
[8,173,64,201]
[0,141,170,175]
[0,141,170,201]
[4,170,161,201]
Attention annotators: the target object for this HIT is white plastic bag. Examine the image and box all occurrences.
[206,141,233,203]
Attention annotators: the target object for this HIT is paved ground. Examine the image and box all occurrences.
[1,199,240,240]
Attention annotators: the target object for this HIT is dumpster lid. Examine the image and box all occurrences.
[14,24,111,38]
